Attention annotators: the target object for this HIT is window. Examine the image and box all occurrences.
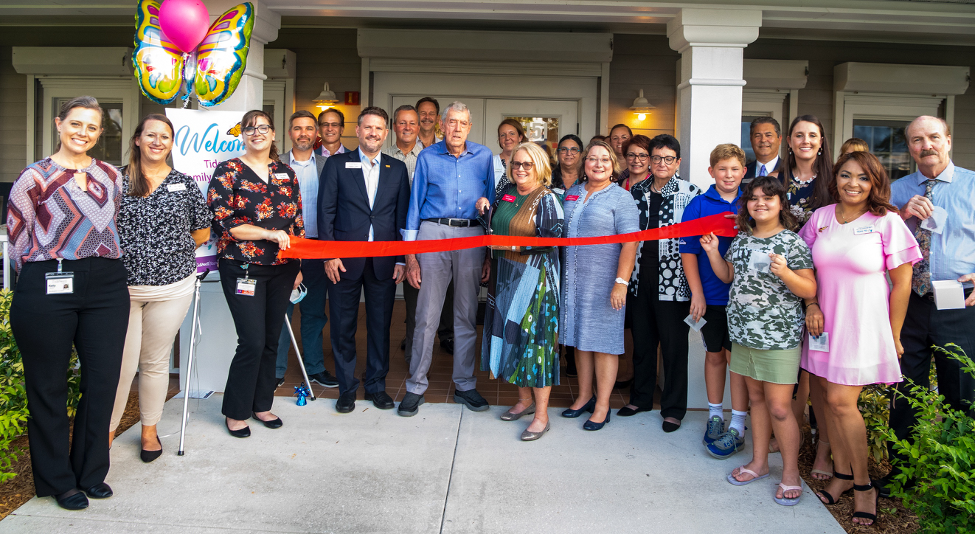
[852,119,912,181]
[506,116,560,151]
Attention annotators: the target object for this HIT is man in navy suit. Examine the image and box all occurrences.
[318,107,411,413]
[742,117,783,190]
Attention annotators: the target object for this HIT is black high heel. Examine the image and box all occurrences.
[582,410,611,431]
[851,481,880,526]
[815,471,854,505]
[561,396,596,418]
[140,434,163,463]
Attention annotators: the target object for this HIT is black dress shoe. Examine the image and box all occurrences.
[140,435,163,463]
[454,388,489,411]
[440,338,454,355]
[617,406,651,417]
[398,392,425,417]
[84,482,113,499]
[225,418,251,438]
[366,391,395,410]
[251,412,283,429]
[336,392,356,413]
[54,489,88,510]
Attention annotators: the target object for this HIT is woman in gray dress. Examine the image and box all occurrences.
[559,140,640,431]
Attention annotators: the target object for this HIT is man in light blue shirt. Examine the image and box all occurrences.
[275,110,338,389]
[399,101,495,417]
[883,115,975,495]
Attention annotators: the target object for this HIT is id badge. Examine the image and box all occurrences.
[46,272,74,295]
[749,250,772,273]
[808,332,829,352]
[236,277,257,296]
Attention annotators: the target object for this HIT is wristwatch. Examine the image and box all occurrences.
[614,277,628,286]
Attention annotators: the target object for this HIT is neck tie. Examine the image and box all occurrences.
[758,164,767,177]
[911,179,937,296]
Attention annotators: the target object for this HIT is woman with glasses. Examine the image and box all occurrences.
[551,134,584,201]
[207,110,304,438]
[493,119,528,202]
[619,134,653,191]
[481,142,564,440]
[560,140,640,431]
[623,134,701,433]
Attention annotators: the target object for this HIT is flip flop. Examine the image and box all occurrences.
[774,482,803,506]
[811,468,833,480]
[727,467,770,486]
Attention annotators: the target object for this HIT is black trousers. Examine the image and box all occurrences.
[330,258,395,395]
[888,291,975,460]
[218,259,299,420]
[10,258,129,497]
[628,267,690,420]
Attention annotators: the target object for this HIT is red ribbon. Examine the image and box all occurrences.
[278,212,736,260]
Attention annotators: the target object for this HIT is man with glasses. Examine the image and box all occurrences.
[275,111,339,389]
[743,117,783,189]
[317,108,347,158]
[399,101,495,417]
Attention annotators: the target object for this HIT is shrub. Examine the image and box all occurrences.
[0,289,82,483]
[859,382,891,464]
[884,344,975,534]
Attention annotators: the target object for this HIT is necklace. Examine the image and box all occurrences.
[837,205,867,224]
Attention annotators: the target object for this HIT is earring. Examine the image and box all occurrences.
[818,149,822,156]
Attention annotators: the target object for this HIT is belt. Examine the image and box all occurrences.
[423,218,479,227]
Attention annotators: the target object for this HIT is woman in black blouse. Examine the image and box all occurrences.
[108,114,212,462]
[207,110,304,438]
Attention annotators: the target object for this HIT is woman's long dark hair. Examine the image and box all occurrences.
[241,109,279,162]
[785,114,833,211]
[125,114,174,197]
[738,175,799,232]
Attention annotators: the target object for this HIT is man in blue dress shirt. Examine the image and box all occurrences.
[399,101,495,417]
[882,115,975,496]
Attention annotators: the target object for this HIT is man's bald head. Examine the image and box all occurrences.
[906,115,950,139]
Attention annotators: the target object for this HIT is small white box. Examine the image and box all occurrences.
[931,280,966,310]
[683,314,707,332]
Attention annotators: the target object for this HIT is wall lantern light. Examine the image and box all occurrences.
[630,89,655,121]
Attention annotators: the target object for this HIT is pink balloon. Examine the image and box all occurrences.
[159,0,210,54]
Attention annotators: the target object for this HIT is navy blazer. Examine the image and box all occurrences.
[317,150,411,281]
[744,158,783,180]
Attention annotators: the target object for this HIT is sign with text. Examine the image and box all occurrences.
[165,108,246,273]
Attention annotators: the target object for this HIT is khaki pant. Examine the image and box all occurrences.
[109,292,194,431]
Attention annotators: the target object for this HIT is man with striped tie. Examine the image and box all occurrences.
[881,115,975,497]
[741,117,783,191]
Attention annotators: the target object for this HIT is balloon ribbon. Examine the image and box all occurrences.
[278,212,736,260]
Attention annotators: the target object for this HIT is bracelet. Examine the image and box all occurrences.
[805,302,820,310]
[511,246,516,252]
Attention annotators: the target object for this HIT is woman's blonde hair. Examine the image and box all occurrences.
[583,139,621,180]
[507,142,553,187]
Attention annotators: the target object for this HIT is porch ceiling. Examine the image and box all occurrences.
[1,0,973,45]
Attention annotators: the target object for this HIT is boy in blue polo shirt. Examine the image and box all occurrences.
[680,144,749,458]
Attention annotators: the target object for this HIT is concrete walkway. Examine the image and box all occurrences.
[0,396,844,534]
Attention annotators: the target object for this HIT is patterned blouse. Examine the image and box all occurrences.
[118,168,212,286]
[206,158,304,266]
[785,167,817,224]
[628,176,701,301]
[7,158,124,273]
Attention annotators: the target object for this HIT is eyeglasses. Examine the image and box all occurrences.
[651,155,677,165]
[319,122,342,129]
[586,157,612,165]
[626,153,649,161]
[243,124,271,136]
[510,161,534,170]
[557,147,580,154]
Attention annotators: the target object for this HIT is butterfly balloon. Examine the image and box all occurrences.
[133,0,255,108]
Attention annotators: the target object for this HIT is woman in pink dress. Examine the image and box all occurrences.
[798,151,921,527]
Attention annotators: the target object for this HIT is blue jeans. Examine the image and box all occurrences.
[276,261,329,377]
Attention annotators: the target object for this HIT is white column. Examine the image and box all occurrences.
[208,0,281,112]
[668,9,761,190]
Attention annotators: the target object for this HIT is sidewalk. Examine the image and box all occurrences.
[0,395,843,534]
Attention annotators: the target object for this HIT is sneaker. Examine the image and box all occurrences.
[275,376,286,388]
[398,392,425,417]
[703,416,725,446]
[453,388,489,412]
[707,428,746,459]
[309,371,338,388]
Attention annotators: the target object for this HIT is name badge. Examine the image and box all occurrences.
[235,278,256,296]
[854,226,875,235]
[565,195,580,201]
[46,272,74,294]
[167,183,186,192]
[749,250,772,273]
[273,173,290,180]
[502,194,516,202]
[345,162,362,169]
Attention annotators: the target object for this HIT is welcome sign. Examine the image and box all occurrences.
[165,108,246,273]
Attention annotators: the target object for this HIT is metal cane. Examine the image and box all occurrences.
[178,270,208,456]
[283,313,316,401]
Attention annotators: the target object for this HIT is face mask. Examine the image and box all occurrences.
[289,283,307,304]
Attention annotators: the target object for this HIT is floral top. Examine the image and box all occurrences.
[724,229,814,350]
[629,176,701,300]
[118,168,212,286]
[7,158,124,273]
[206,158,304,266]
[785,167,817,224]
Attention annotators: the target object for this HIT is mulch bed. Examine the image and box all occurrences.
[1,397,922,532]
